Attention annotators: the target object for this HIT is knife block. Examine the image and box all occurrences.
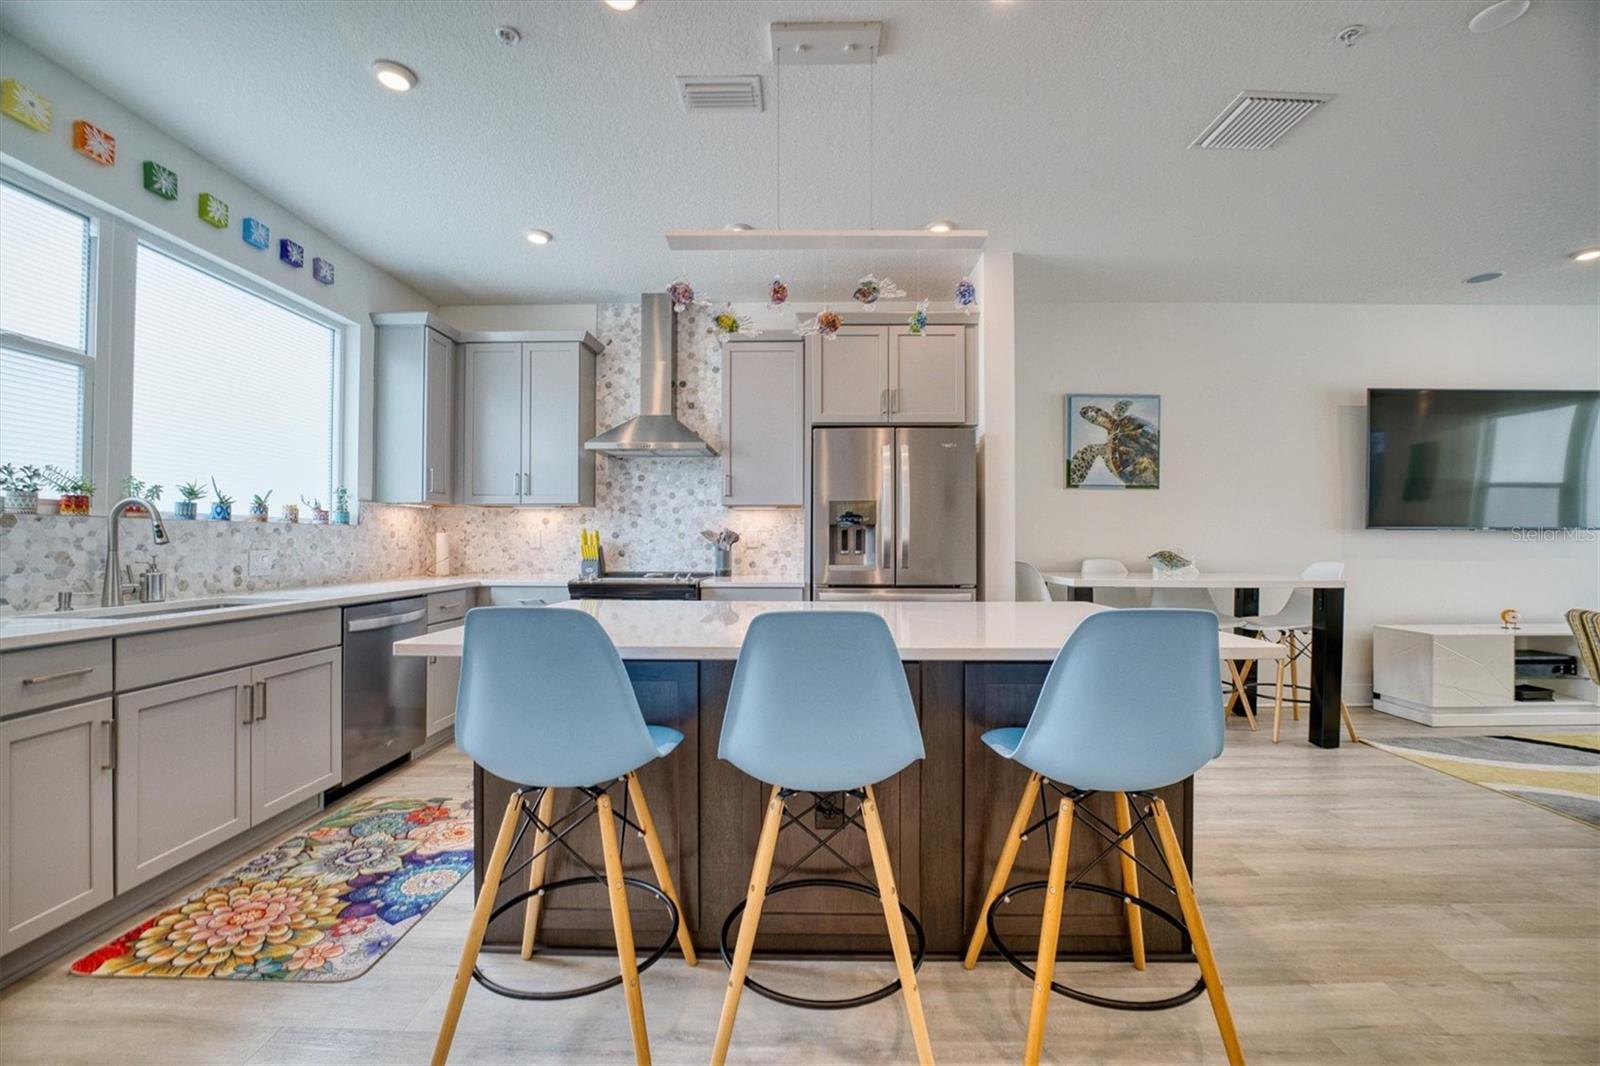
[579,549,604,579]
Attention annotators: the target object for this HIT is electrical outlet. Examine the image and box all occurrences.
[247,550,275,577]
[743,527,762,550]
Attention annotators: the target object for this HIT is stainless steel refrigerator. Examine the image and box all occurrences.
[812,426,977,600]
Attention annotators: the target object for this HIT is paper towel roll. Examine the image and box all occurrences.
[435,531,451,576]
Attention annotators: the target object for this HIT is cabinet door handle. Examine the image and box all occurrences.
[20,665,94,685]
[724,473,733,496]
[880,388,889,415]
[241,684,254,725]
[256,680,268,721]
[513,471,522,496]
[100,719,116,771]
[427,466,436,494]
[524,471,531,495]
[891,388,900,413]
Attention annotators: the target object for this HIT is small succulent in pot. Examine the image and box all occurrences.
[302,495,329,525]
[209,478,234,521]
[119,476,163,516]
[43,465,94,515]
[332,486,350,525]
[0,463,44,514]
[248,490,272,522]
[280,502,300,524]
[174,479,207,519]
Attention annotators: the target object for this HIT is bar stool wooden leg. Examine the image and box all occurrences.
[862,785,936,1066]
[1340,699,1361,744]
[1151,798,1244,1066]
[1226,660,1257,730]
[432,790,524,1066]
[710,787,785,1066]
[625,771,698,966]
[520,787,558,959]
[597,791,651,1066]
[963,771,1042,969]
[1272,660,1286,744]
[1111,792,1145,971]
[1023,795,1074,1066]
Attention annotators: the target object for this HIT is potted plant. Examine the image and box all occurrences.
[248,490,272,522]
[44,466,94,515]
[175,479,207,520]
[119,476,163,516]
[332,486,351,525]
[302,495,329,525]
[1,464,43,514]
[209,478,234,521]
[281,501,300,524]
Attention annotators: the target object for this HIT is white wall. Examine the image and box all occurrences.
[0,33,433,501]
[1016,301,1600,701]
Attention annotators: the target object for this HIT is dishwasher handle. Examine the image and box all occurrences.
[346,607,427,633]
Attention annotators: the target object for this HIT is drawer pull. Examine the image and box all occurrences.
[20,666,95,685]
[100,719,116,771]
[256,680,268,721]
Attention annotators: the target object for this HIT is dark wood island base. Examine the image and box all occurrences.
[473,659,1193,960]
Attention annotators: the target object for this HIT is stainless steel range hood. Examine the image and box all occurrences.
[585,292,716,458]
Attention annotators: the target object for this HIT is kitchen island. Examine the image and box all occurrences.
[394,601,1283,960]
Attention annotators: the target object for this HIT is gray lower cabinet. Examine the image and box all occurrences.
[462,339,598,506]
[722,340,803,506]
[250,648,341,823]
[373,319,455,504]
[482,585,569,606]
[425,621,462,738]
[0,698,114,954]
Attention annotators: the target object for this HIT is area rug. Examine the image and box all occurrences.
[71,795,473,980]
[1363,734,1600,829]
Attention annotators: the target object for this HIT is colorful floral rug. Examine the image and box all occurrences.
[71,795,473,980]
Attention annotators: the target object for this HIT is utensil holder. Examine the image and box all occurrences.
[714,546,732,577]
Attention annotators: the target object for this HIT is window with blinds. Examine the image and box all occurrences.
[0,180,92,475]
[131,244,337,510]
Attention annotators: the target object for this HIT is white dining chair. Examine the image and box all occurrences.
[1238,562,1359,743]
[1015,561,1053,603]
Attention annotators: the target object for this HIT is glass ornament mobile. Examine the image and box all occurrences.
[767,275,789,310]
[799,307,843,337]
[666,275,704,312]
[907,299,929,336]
[711,303,762,339]
[954,276,977,313]
[852,273,905,305]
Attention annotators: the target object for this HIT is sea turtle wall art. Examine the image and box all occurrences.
[1065,394,1161,489]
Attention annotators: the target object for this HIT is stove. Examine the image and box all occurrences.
[567,571,710,601]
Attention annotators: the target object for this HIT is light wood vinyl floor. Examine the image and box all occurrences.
[2,708,1596,1065]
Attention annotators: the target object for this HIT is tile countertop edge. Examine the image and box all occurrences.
[0,573,806,651]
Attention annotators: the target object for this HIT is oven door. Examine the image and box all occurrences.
[567,582,701,601]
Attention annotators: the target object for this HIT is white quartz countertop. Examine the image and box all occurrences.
[392,600,1286,662]
[0,573,805,651]
[1044,571,1346,589]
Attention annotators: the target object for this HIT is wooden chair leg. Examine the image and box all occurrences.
[1111,792,1145,971]
[625,771,698,966]
[1023,795,1074,1066]
[710,787,785,1066]
[432,791,524,1066]
[520,786,558,959]
[1151,798,1244,1066]
[1226,660,1257,730]
[1287,631,1301,721]
[862,785,937,1066]
[1272,660,1286,744]
[596,791,651,1066]
[963,771,1042,968]
[1340,699,1361,744]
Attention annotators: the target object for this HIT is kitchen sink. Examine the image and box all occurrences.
[44,597,277,619]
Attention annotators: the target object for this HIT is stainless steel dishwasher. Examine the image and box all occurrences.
[342,597,428,783]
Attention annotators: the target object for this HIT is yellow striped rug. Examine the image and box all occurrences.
[1362,733,1600,829]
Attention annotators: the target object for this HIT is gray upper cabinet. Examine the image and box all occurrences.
[249,648,341,823]
[462,338,598,506]
[889,325,966,424]
[372,316,455,504]
[0,698,114,954]
[723,340,803,506]
[808,325,968,425]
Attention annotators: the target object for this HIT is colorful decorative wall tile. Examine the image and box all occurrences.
[0,80,52,132]
[71,120,116,165]
[198,192,229,228]
[312,257,335,285]
[279,239,304,267]
[242,217,270,249]
[142,161,179,200]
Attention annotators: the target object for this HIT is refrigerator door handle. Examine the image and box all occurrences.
[879,442,895,572]
[898,442,911,569]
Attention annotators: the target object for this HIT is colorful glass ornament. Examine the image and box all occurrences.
[242,217,270,249]
[666,276,701,312]
[279,239,305,268]
[852,273,906,305]
[198,192,229,229]
[142,161,179,200]
[312,257,335,285]
[799,308,843,338]
[767,275,789,310]
[710,303,760,339]
[0,80,52,132]
[955,276,977,312]
[72,120,115,165]
[907,299,929,336]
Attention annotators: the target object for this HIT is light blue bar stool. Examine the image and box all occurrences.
[709,611,935,1066]
[962,609,1244,1066]
[432,608,697,1066]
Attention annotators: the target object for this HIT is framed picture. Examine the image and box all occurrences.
[1065,394,1160,489]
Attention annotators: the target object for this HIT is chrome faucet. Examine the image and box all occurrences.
[102,497,170,607]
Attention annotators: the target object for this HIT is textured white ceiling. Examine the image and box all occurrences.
[2,0,1595,306]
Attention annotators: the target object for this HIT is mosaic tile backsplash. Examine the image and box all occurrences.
[1,304,804,612]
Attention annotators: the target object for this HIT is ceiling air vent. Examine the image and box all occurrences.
[1189,91,1332,150]
[676,75,764,112]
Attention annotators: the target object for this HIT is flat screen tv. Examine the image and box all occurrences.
[1366,389,1599,530]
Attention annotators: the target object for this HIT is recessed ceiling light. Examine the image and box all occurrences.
[524,229,553,245]
[1569,247,1600,263]
[604,0,639,10]
[494,26,521,47]
[371,60,417,93]
[723,222,753,231]
[926,220,956,233]
[1469,0,1531,33]
[1464,271,1504,284]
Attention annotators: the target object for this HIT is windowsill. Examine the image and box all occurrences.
[1,509,358,527]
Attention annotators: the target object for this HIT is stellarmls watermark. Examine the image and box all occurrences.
[1510,528,1599,542]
